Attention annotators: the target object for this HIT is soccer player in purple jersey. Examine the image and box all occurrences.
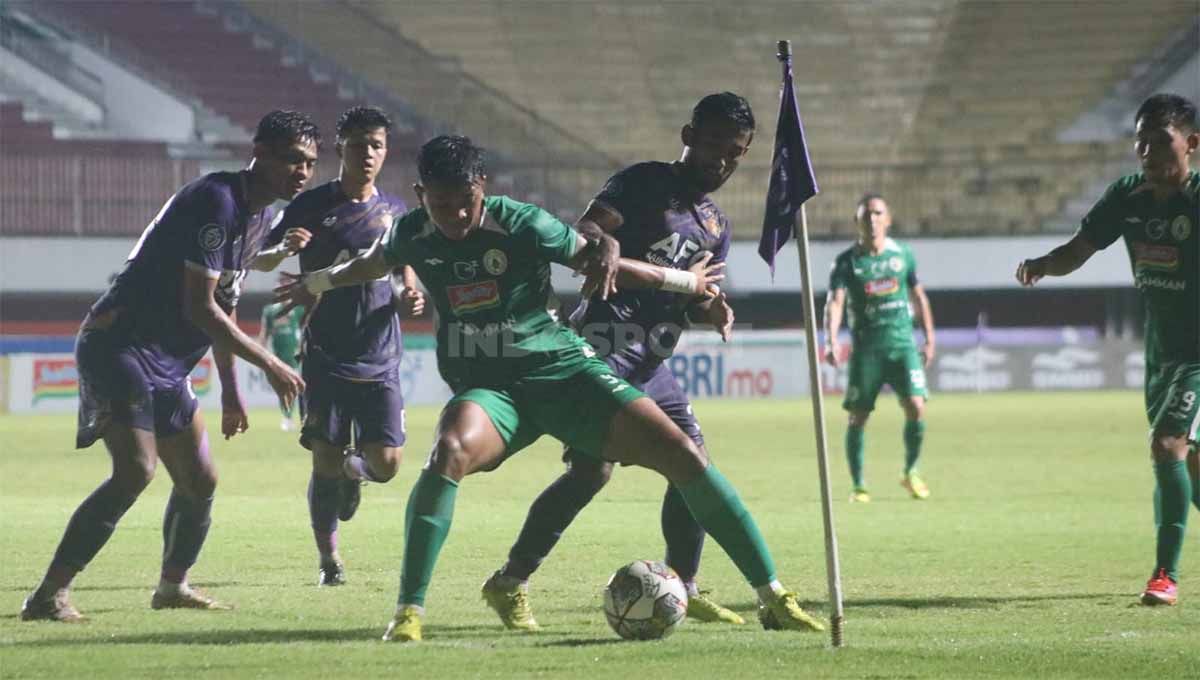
[256,106,423,587]
[481,93,756,630]
[20,111,318,622]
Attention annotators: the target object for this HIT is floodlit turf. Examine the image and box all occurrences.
[1,392,1196,678]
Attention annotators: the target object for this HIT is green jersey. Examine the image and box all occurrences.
[381,195,587,388]
[1080,171,1199,365]
[829,238,920,349]
[261,302,305,365]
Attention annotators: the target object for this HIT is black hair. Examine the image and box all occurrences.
[691,92,756,132]
[417,135,486,186]
[856,193,886,212]
[336,105,392,139]
[1135,93,1198,133]
[253,110,321,148]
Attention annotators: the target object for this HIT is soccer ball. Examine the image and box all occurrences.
[602,560,688,640]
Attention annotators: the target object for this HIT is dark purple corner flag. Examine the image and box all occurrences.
[758,41,818,278]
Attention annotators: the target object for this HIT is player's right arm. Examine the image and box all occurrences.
[182,267,304,410]
[1015,232,1098,286]
[823,287,847,366]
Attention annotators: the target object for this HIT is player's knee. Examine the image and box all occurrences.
[369,447,402,482]
[1150,432,1189,462]
[116,460,156,495]
[565,456,614,496]
[183,469,218,499]
[664,433,708,480]
[848,411,871,427]
[429,433,472,480]
[904,398,925,421]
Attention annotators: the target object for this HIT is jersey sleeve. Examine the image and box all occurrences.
[712,217,732,265]
[182,185,238,278]
[591,164,654,227]
[829,255,850,291]
[494,196,579,266]
[1079,178,1130,250]
[905,245,919,287]
[381,211,419,267]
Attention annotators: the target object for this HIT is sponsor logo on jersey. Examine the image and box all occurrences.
[322,215,338,227]
[1132,243,1179,272]
[454,260,480,281]
[1171,215,1191,241]
[447,280,500,314]
[424,257,444,266]
[1124,217,1142,224]
[198,223,225,252]
[864,277,899,296]
[1135,274,1187,292]
[1145,218,1168,240]
[483,249,508,275]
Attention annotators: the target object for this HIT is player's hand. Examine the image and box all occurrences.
[705,291,734,342]
[220,391,249,440]
[824,341,841,367]
[264,358,305,413]
[273,272,318,315]
[580,235,621,300]
[397,287,426,316]
[1015,257,1046,287]
[921,342,936,369]
[688,251,725,298]
[283,228,312,254]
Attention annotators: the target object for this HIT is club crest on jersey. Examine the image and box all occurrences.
[1171,215,1191,242]
[447,280,500,314]
[865,277,899,296]
[322,215,338,228]
[1145,218,1168,241]
[483,249,508,275]
[1132,243,1179,272]
[454,260,480,280]
[889,257,904,272]
[198,223,225,252]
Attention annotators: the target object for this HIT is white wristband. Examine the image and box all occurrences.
[660,269,697,294]
[303,270,334,295]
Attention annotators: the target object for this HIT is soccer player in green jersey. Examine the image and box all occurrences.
[1018,93,1199,606]
[824,195,936,503]
[258,282,306,431]
[276,135,826,642]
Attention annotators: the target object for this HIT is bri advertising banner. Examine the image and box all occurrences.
[1,331,1143,414]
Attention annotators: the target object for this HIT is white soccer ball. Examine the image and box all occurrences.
[603,560,688,640]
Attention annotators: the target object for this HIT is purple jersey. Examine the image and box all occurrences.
[574,162,731,376]
[91,171,276,388]
[268,181,407,380]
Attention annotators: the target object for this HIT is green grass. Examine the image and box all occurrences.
[1,391,1196,679]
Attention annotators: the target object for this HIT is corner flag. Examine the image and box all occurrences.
[758,44,819,277]
[762,40,845,649]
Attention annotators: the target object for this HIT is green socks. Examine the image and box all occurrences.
[399,470,459,607]
[904,420,925,475]
[1153,460,1191,581]
[677,464,776,587]
[846,425,865,488]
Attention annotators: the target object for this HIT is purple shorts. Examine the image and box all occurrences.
[300,366,407,450]
[75,328,198,448]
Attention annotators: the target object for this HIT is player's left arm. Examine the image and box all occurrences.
[910,283,936,368]
[212,313,249,440]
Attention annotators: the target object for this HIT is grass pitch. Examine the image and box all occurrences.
[1,391,1196,678]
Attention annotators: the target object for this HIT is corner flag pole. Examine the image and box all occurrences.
[778,39,846,647]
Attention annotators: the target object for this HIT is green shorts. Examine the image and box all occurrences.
[448,356,645,462]
[843,343,928,413]
[1145,361,1200,443]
